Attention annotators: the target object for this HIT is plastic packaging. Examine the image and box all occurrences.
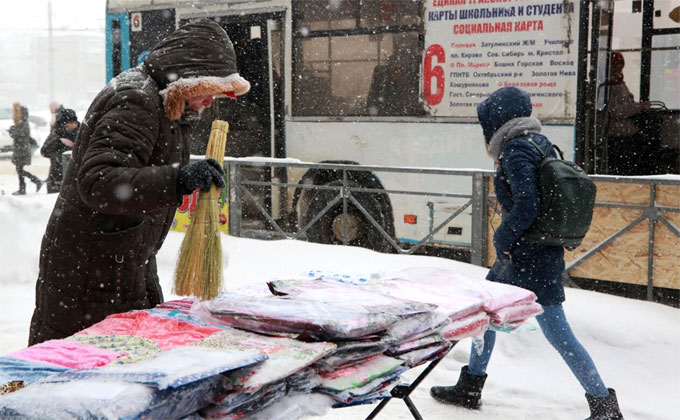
[41,346,266,390]
[194,293,416,340]
[8,339,124,369]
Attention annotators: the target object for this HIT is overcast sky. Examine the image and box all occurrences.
[0,0,105,32]
[0,0,107,110]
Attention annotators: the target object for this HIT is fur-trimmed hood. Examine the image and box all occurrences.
[143,20,250,121]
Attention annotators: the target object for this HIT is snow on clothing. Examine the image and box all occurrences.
[468,305,608,397]
[29,20,250,345]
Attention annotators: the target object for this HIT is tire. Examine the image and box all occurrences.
[304,180,394,253]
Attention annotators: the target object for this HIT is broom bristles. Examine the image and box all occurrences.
[174,120,229,300]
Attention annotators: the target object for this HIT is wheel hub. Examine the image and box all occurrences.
[331,213,364,243]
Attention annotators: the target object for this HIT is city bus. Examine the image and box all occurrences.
[105,0,680,256]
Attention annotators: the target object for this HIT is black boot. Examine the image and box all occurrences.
[430,365,487,409]
[35,179,43,193]
[586,388,624,420]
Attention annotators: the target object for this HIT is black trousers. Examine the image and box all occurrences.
[16,165,41,192]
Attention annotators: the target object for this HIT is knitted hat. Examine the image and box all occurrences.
[57,108,78,124]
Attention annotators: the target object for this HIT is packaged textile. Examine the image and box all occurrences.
[267,278,436,318]
[318,367,405,403]
[8,339,124,369]
[394,342,453,367]
[138,375,229,420]
[440,311,491,341]
[195,293,430,340]
[387,333,449,356]
[488,301,543,326]
[77,311,221,350]
[384,267,538,314]
[0,376,228,420]
[270,275,483,321]
[317,355,404,392]
[0,357,68,390]
[66,334,162,365]
[0,379,154,419]
[314,342,387,373]
[384,311,452,343]
[40,346,266,390]
[190,329,335,392]
[202,381,287,419]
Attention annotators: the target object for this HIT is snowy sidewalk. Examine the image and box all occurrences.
[0,161,678,419]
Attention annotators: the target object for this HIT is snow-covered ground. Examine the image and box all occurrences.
[0,158,678,420]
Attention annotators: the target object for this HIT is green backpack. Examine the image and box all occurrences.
[522,136,596,250]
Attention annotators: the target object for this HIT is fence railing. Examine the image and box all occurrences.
[224,158,679,300]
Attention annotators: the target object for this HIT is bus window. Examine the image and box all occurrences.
[292,0,423,117]
[651,34,680,109]
[594,0,680,175]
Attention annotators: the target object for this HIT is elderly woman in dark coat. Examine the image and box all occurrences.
[28,20,249,345]
[430,87,624,420]
[9,103,42,195]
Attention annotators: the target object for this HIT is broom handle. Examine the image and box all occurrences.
[206,120,228,201]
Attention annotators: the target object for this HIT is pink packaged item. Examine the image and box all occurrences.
[77,311,220,350]
[440,311,490,341]
[489,302,543,326]
[9,340,124,369]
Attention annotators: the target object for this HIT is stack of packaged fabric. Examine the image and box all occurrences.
[278,267,543,336]
[381,267,544,332]
[0,266,543,419]
[0,312,267,419]
[192,289,445,407]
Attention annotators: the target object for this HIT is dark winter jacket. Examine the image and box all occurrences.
[9,106,32,167]
[29,20,250,345]
[478,88,565,306]
[41,123,77,184]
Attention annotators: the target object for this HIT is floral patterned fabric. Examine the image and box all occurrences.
[76,311,220,350]
[66,334,162,365]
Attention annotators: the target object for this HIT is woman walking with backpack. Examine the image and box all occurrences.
[430,87,624,420]
[9,103,42,195]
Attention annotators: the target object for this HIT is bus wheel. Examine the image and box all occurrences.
[304,181,393,252]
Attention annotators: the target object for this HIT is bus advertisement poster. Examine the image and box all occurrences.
[423,0,581,122]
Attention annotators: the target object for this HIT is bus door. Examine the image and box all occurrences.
[182,13,286,228]
[579,0,680,175]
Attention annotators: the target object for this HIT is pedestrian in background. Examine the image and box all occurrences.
[8,103,42,195]
[48,101,64,128]
[430,87,624,420]
[41,108,79,193]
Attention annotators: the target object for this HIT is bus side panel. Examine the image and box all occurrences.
[106,13,130,82]
[286,121,575,246]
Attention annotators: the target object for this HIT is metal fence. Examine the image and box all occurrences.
[224,158,679,300]
[225,158,494,265]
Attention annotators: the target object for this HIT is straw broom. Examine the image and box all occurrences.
[174,120,229,300]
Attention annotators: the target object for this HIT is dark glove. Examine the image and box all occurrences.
[176,159,225,197]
